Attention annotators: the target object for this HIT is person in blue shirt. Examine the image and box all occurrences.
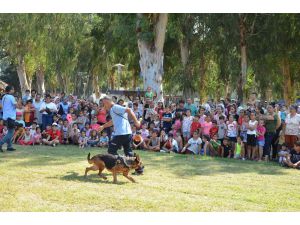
[99,96,143,174]
[0,86,17,152]
[184,98,198,116]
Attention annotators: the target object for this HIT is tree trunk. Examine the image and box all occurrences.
[180,37,194,99]
[282,58,293,106]
[199,53,207,104]
[137,13,168,102]
[16,55,30,94]
[239,14,247,104]
[36,65,45,94]
[132,69,137,89]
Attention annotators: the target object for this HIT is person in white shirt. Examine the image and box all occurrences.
[182,109,193,142]
[246,112,258,160]
[285,105,300,149]
[161,133,179,153]
[181,131,202,155]
[39,94,57,130]
[33,94,43,127]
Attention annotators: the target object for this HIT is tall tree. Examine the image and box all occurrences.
[136,13,168,101]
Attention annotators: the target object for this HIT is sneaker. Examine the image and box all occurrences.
[242,158,246,161]
[52,143,56,147]
[7,147,16,151]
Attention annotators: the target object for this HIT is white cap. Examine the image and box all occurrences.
[52,122,58,126]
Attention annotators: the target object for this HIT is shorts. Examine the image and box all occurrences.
[240,132,247,142]
[247,134,257,146]
[228,137,237,143]
[257,140,265,147]
[183,131,190,138]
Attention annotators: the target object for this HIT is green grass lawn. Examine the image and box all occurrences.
[0,145,299,212]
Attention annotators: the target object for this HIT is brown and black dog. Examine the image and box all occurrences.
[85,153,143,183]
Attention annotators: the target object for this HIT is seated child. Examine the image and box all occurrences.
[33,127,42,145]
[278,143,290,166]
[42,125,52,140]
[78,131,89,149]
[205,133,222,157]
[57,119,63,130]
[12,112,25,143]
[42,123,61,147]
[140,123,150,143]
[13,123,25,143]
[18,127,34,145]
[69,123,80,145]
[132,130,144,150]
[146,129,160,152]
[30,122,38,136]
[221,137,233,158]
[99,131,109,147]
[81,122,91,137]
[161,133,179,153]
[159,129,168,148]
[182,131,202,155]
[87,129,99,147]
[281,141,300,169]
[174,130,183,151]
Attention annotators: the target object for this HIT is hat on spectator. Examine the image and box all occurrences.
[52,122,58,126]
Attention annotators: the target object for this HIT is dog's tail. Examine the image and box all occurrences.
[87,153,93,164]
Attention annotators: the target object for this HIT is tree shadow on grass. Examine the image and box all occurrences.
[140,152,288,177]
[2,146,290,177]
[49,171,127,185]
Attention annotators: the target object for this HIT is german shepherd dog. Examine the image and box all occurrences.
[85,153,143,183]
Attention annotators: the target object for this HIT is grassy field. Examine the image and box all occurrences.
[0,145,299,212]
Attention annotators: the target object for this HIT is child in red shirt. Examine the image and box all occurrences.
[190,115,201,135]
[209,120,219,138]
[42,123,61,147]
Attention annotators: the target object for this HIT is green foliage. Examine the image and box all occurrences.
[0,13,299,99]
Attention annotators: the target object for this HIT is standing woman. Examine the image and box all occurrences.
[0,86,17,152]
[263,105,281,161]
[246,112,258,160]
[284,105,300,149]
[39,94,57,130]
